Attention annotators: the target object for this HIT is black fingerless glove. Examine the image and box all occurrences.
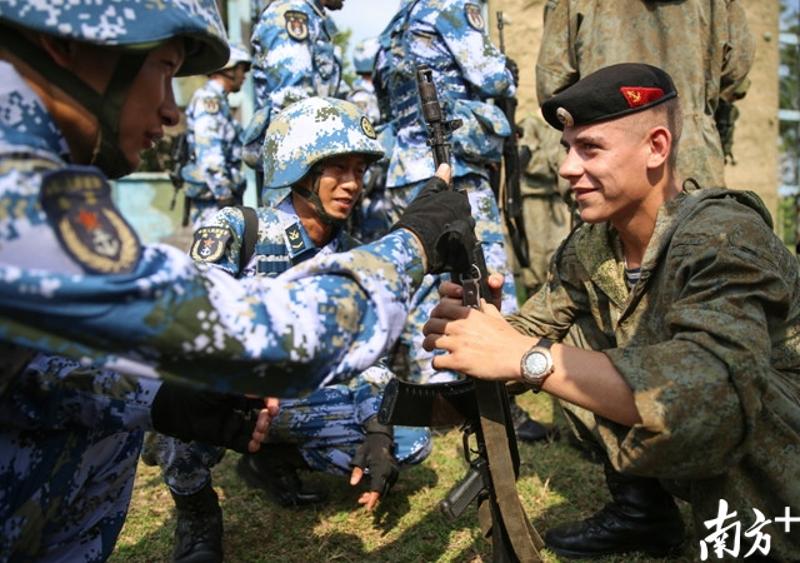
[391,177,473,273]
[505,57,520,88]
[350,416,399,497]
[151,382,264,453]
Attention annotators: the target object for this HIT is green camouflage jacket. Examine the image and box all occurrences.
[509,187,800,558]
[536,0,754,189]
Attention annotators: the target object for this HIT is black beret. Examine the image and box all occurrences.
[541,63,678,130]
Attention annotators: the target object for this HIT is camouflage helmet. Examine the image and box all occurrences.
[0,0,230,179]
[352,37,379,74]
[0,0,229,76]
[262,97,384,189]
[220,42,252,72]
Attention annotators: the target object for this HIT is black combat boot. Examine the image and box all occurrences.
[544,462,685,559]
[509,396,557,443]
[236,444,327,508]
[170,484,223,563]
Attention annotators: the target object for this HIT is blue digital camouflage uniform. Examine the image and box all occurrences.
[0,0,229,558]
[154,197,431,495]
[251,0,341,113]
[348,76,380,124]
[0,2,428,561]
[182,80,247,230]
[0,57,170,563]
[0,353,161,561]
[244,0,343,196]
[0,81,426,396]
[375,0,518,382]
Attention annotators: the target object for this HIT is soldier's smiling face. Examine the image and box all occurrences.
[558,111,668,227]
[315,153,367,221]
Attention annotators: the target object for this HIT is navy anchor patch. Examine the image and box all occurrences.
[284,10,309,41]
[40,166,141,275]
[464,3,485,31]
[190,226,231,263]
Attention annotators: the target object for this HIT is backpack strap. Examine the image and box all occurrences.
[236,205,259,277]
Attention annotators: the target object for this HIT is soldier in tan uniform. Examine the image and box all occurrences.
[536,0,754,189]
[424,64,800,560]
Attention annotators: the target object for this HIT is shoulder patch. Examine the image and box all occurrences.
[203,97,220,114]
[190,226,232,263]
[464,3,485,31]
[285,223,307,253]
[284,10,309,41]
[360,116,377,139]
[40,167,141,275]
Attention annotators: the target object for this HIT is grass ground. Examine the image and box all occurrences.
[111,392,699,563]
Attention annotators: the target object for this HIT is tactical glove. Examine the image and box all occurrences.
[151,382,265,453]
[391,176,473,273]
[505,57,520,88]
[350,416,399,498]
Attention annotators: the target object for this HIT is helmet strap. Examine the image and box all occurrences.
[0,25,147,178]
[294,166,345,227]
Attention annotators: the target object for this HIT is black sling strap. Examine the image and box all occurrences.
[236,206,259,277]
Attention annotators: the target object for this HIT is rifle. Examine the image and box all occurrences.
[379,65,544,562]
[168,132,191,227]
[495,12,530,268]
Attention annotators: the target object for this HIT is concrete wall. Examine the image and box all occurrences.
[488,0,782,218]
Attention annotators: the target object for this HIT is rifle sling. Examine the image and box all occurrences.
[236,206,259,276]
[474,379,545,561]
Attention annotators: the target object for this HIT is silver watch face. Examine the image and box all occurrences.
[524,351,549,377]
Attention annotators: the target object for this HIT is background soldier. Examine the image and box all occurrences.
[374,0,550,440]
[251,0,344,113]
[150,98,432,561]
[182,43,251,229]
[245,0,346,204]
[348,37,381,123]
[374,0,518,384]
[536,0,755,189]
[516,114,572,295]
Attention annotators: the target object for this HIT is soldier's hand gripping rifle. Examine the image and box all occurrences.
[378,65,544,563]
[168,132,191,227]
[495,12,529,268]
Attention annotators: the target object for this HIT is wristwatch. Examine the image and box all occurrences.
[519,338,554,393]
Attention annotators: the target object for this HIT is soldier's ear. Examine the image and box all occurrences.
[645,126,671,170]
